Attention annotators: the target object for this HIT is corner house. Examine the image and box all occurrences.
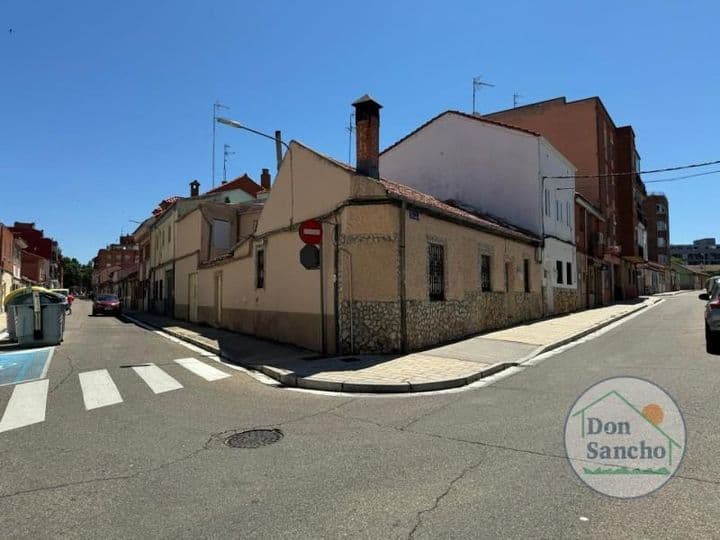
[193,97,544,354]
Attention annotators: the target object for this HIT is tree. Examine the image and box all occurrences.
[62,256,92,291]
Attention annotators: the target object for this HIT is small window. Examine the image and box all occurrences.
[428,243,445,301]
[657,221,667,231]
[481,254,491,292]
[523,259,530,293]
[556,200,561,221]
[566,262,572,285]
[657,237,666,248]
[656,204,666,214]
[168,227,171,243]
[256,248,265,289]
[566,202,571,226]
[212,219,231,249]
[556,261,563,284]
[505,262,512,292]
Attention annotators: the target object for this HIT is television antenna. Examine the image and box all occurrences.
[472,76,494,115]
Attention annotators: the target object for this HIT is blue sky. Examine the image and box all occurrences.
[1,1,718,263]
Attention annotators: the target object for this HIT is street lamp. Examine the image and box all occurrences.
[215,116,295,224]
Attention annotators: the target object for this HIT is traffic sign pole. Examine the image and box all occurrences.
[319,236,325,355]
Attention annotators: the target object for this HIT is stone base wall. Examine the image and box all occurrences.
[406,291,542,351]
[339,300,401,354]
[553,288,577,315]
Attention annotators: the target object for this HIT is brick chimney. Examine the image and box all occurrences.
[352,94,382,179]
[190,180,200,197]
[261,168,271,190]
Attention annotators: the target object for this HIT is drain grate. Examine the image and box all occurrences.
[225,429,283,448]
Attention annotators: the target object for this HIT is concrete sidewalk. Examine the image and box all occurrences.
[123,296,659,393]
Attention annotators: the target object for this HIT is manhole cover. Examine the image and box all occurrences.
[225,429,283,448]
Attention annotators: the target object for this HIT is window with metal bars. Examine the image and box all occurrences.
[524,259,530,292]
[480,254,491,292]
[428,243,445,301]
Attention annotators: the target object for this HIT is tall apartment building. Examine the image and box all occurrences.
[486,96,650,302]
[644,194,671,265]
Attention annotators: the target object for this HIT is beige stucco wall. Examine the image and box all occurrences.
[239,210,261,238]
[256,142,354,235]
[174,255,198,310]
[196,224,336,352]
[175,210,202,262]
[150,209,176,269]
[404,212,541,300]
[338,204,400,302]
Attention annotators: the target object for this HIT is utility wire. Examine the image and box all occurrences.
[544,158,720,179]
[645,169,720,184]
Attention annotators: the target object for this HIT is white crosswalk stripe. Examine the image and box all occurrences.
[174,357,231,381]
[0,357,234,434]
[132,363,183,394]
[79,369,123,410]
[0,379,49,433]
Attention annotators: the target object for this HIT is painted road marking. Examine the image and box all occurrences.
[79,369,123,410]
[0,347,54,387]
[174,358,230,382]
[132,363,183,394]
[0,379,49,433]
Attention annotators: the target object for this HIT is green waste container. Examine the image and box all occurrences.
[6,288,66,346]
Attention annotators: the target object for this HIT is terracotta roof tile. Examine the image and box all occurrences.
[206,174,262,197]
[378,179,539,244]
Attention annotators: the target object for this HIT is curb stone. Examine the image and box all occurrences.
[122,300,657,394]
[517,299,658,364]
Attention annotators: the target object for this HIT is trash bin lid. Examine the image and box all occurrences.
[3,286,52,307]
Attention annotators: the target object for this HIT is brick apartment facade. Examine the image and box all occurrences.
[9,222,62,287]
[613,126,646,297]
[92,234,140,295]
[486,96,650,302]
[643,193,671,265]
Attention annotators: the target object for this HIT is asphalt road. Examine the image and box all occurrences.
[0,293,718,539]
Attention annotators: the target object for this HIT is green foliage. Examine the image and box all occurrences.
[62,256,92,290]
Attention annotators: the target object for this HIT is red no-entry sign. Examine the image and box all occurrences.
[299,219,322,245]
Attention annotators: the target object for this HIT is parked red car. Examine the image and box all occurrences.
[92,294,121,316]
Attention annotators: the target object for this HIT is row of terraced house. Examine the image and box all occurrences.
[92,94,676,354]
[1,221,64,315]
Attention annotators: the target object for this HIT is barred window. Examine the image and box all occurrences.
[566,262,573,285]
[556,260,563,284]
[481,254,491,292]
[523,259,530,293]
[428,243,445,301]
